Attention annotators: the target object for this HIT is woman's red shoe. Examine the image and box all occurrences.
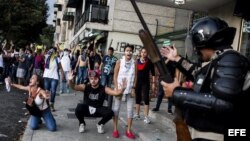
[112,130,119,138]
[126,131,135,139]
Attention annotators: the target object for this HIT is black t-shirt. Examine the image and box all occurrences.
[26,54,34,68]
[89,54,101,70]
[166,60,176,78]
[84,84,106,108]
[137,58,155,82]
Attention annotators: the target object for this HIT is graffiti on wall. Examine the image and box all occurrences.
[109,39,143,54]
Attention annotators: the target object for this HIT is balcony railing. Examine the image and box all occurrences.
[74,4,109,35]
[63,12,74,21]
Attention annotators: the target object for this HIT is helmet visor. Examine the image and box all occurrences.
[185,35,201,64]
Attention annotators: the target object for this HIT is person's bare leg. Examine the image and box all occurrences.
[113,116,118,131]
[127,118,133,132]
[144,105,149,117]
[135,104,140,115]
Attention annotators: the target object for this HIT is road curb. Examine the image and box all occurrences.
[21,119,34,141]
[148,110,176,131]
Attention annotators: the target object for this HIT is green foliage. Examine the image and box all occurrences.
[39,25,55,46]
[0,0,51,47]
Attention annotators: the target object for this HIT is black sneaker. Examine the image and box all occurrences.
[168,109,173,114]
[50,104,56,112]
[152,108,159,111]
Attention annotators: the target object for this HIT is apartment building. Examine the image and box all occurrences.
[54,0,190,57]
[53,0,249,59]
[54,0,75,49]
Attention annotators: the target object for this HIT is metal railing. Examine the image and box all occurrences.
[74,4,109,35]
[63,11,74,21]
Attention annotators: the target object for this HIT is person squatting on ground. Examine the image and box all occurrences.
[43,47,65,112]
[133,48,155,124]
[112,45,137,139]
[68,70,127,134]
[160,17,250,141]
[10,74,57,131]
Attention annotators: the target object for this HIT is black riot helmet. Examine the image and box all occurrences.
[190,17,236,49]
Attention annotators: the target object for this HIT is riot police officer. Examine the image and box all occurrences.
[160,17,249,141]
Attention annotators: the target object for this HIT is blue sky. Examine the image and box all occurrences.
[46,0,55,25]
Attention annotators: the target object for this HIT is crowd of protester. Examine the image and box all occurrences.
[2,16,248,141]
[0,41,173,139]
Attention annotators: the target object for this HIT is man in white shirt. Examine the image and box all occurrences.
[60,48,72,94]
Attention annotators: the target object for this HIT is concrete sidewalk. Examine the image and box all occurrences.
[21,92,176,141]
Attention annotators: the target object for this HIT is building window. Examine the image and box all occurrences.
[239,20,250,59]
[61,22,67,42]
[58,5,62,11]
[57,19,61,26]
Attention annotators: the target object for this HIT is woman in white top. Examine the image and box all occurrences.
[11,74,57,131]
[112,45,137,139]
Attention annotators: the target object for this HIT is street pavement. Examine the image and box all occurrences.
[22,92,176,141]
[0,87,27,141]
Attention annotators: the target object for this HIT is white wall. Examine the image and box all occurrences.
[113,0,175,35]
[209,1,242,50]
[107,32,143,58]
[174,9,192,31]
[82,0,86,14]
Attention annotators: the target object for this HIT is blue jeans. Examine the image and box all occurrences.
[101,74,113,87]
[60,71,70,93]
[44,78,59,103]
[77,66,87,84]
[155,81,172,110]
[101,74,113,108]
[29,108,57,131]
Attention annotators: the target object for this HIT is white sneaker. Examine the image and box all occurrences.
[79,123,85,133]
[133,114,140,120]
[144,117,151,124]
[96,124,104,134]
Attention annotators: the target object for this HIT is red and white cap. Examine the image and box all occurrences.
[88,70,101,78]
